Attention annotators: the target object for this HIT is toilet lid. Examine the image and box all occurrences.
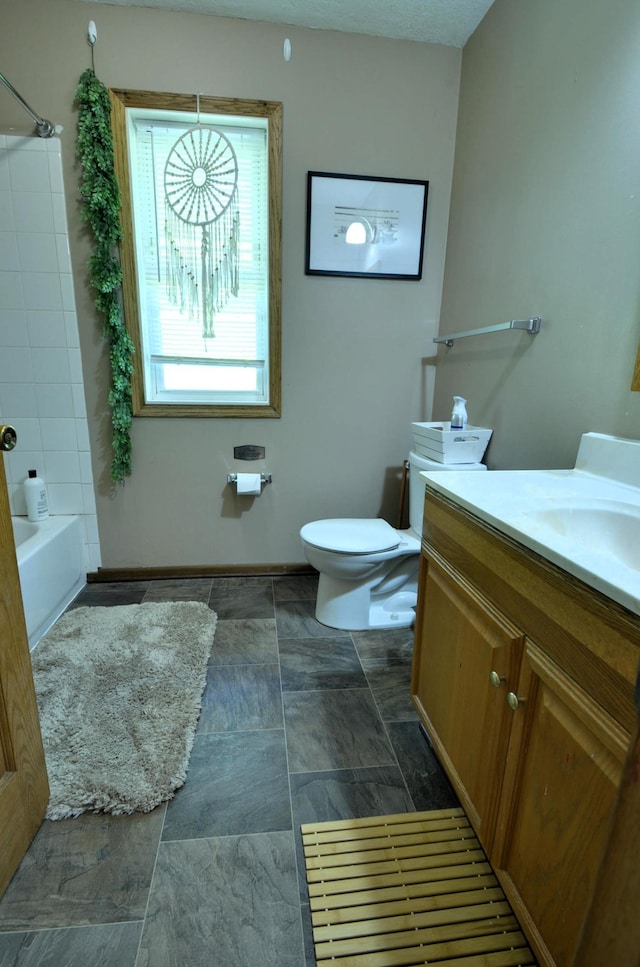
[300,518,401,554]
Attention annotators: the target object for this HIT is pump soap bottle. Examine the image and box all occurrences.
[450,396,468,430]
[24,469,49,522]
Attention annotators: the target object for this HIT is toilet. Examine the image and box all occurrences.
[300,450,487,631]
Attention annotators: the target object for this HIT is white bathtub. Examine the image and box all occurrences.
[12,516,86,650]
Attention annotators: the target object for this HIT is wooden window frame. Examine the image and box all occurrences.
[110,88,282,418]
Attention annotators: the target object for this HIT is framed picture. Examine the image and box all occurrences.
[305,171,429,280]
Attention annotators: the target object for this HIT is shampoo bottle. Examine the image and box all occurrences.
[24,469,49,522]
[450,396,468,430]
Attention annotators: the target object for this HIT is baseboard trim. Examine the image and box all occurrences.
[86,563,315,583]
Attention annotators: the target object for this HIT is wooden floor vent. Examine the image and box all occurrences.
[302,806,537,966]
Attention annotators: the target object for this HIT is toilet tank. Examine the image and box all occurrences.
[408,449,486,535]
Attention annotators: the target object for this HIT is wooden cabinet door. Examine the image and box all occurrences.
[0,454,49,896]
[411,554,524,853]
[493,641,628,967]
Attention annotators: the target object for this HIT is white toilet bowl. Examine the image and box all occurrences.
[300,449,486,631]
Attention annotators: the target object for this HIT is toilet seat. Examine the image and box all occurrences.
[300,518,400,554]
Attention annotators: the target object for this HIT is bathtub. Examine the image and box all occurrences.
[11,516,86,650]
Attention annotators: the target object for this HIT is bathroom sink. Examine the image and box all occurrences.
[516,502,640,572]
[418,433,640,616]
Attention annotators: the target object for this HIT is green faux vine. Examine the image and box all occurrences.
[75,69,134,483]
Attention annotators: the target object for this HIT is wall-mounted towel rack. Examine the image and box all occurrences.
[433,317,542,348]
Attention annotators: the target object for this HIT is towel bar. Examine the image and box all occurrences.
[434,316,542,347]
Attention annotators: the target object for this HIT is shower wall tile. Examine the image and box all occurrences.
[0,135,101,571]
[0,347,33,382]
[7,151,50,192]
[76,419,90,452]
[44,450,80,483]
[68,348,84,383]
[0,191,15,228]
[26,309,66,347]
[71,383,87,418]
[48,482,84,515]
[14,419,42,451]
[31,347,71,383]
[40,418,77,452]
[0,309,28,346]
[64,312,80,348]
[51,194,68,234]
[35,382,75,418]
[0,271,24,309]
[48,152,64,193]
[0,382,37,418]
[82,483,97,516]
[23,271,63,310]
[0,232,20,270]
[12,192,55,233]
[55,234,71,272]
[60,274,75,311]
[18,233,59,273]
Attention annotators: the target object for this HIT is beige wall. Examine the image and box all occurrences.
[434,0,640,469]
[1,0,461,568]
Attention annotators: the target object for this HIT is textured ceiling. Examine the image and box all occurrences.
[80,0,495,47]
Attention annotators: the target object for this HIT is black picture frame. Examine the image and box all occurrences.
[305,171,429,280]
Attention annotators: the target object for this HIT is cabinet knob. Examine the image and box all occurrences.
[507,691,525,711]
[489,671,506,688]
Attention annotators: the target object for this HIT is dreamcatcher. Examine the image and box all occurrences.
[164,125,239,338]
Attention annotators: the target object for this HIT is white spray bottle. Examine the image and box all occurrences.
[450,396,468,430]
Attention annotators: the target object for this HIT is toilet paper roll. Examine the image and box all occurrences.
[236,473,262,495]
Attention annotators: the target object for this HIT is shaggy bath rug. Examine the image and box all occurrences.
[31,601,217,820]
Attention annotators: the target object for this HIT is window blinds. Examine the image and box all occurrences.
[127,112,269,404]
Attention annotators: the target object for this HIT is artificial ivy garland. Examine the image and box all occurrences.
[75,68,134,483]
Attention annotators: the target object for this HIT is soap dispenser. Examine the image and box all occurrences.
[450,396,468,430]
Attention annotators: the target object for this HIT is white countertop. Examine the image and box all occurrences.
[419,457,640,617]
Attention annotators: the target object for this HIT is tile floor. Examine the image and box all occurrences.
[0,575,459,967]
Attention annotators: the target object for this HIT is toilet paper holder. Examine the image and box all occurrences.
[227,473,272,487]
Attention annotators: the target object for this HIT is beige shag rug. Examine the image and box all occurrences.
[31,601,217,820]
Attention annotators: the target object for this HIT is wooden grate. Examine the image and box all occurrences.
[301,807,537,966]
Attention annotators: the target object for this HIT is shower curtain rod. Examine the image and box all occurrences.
[0,71,54,138]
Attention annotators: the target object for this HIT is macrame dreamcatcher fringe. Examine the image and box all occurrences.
[164,125,240,339]
[165,194,239,338]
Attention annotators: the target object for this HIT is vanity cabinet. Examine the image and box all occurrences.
[412,553,524,852]
[411,487,640,967]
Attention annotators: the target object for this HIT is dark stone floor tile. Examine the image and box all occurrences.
[279,636,367,691]
[198,662,283,732]
[300,903,317,966]
[352,627,415,662]
[0,810,165,931]
[0,922,142,966]
[275,600,344,639]
[138,832,304,967]
[209,584,275,619]
[386,721,460,811]
[290,765,414,827]
[290,765,415,901]
[69,582,149,608]
[162,730,291,840]
[209,618,278,665]
[142,578,213,603]
[284,689,395,773]
[362,658,418,721]
[272,574,318,602]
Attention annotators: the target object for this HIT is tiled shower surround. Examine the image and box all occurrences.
[0,134,100,572]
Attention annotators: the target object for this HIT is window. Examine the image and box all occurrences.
[110,90,282,417]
